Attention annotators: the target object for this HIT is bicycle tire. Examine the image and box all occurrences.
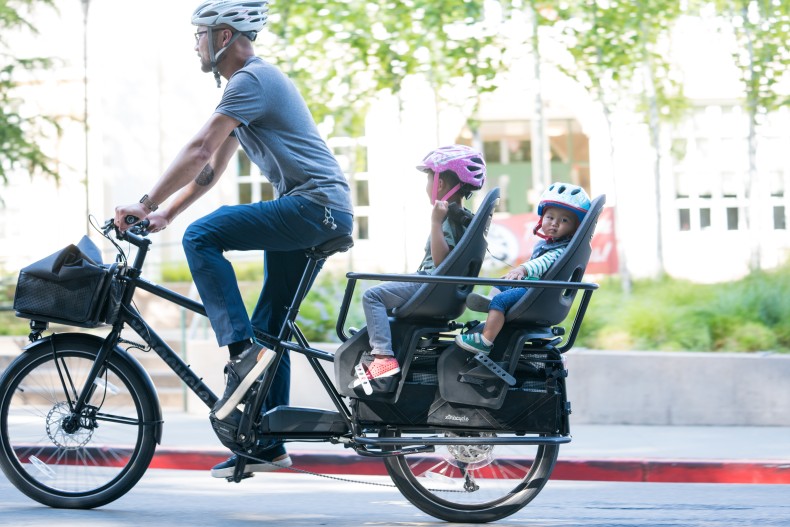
[383,429,559,523]
[0,337,159,508]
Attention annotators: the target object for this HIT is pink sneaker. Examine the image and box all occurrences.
[351,357,401,391]
[364,357,401,380]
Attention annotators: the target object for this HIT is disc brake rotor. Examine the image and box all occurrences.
[445,432,495,468]
[46,402,93,449]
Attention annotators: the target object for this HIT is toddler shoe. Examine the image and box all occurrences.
[455,333,493,355]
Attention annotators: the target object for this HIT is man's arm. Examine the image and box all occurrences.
[156,133,239,225]
[114,112,240,229]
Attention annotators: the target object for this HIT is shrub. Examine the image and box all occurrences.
[576,264,790,353]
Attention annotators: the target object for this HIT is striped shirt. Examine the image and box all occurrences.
[518,238,571,279]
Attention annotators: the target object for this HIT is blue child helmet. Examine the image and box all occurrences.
[532,183,591,240]
[537,183,591,223]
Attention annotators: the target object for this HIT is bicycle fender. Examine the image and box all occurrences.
[22,333,164,445]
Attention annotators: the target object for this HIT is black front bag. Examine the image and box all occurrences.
[13,236,115,328]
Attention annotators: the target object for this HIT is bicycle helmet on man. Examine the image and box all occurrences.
[533,183,591,239]
[192,0,269,87]
[417,144,487,204]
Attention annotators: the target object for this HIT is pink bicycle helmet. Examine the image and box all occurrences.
[417,145,486,204]
[533,183,591,239]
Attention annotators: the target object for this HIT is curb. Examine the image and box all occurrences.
[149,449,790,485]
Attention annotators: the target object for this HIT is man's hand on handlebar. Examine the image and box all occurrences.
[144,211,170,233]
[103,217,151,238]
[114,202,149,232]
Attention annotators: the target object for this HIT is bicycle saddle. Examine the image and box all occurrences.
[306,234,354,260]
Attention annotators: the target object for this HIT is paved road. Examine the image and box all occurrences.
[1,470,788,526]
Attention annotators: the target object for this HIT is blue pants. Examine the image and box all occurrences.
[183,195,352,416]
[489,285,528,313]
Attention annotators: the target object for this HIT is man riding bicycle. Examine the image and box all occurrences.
[113,0,353,478]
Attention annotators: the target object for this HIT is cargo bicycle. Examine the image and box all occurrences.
[0,188,603,523]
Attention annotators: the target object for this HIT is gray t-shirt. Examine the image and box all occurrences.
[418,216,465,274]
[215,57,353,214]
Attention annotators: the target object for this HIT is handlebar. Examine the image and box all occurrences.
[102,218,152,243]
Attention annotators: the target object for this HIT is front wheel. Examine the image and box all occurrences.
[0,337,159,508]
[383,430,559,523]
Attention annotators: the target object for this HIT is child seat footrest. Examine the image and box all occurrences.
[471,352,516,386]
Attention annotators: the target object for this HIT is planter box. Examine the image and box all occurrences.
[565,349,790,426]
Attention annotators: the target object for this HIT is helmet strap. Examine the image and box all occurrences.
[533,216,551,241]
[439,183,461,203]
[431,172,463,204]
[207,28,245,88]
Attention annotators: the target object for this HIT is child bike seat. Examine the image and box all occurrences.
[391,188,500,322]
[504,194,606,327]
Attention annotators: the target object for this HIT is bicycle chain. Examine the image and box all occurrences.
[241,454,467,493]
[236,452,394,488]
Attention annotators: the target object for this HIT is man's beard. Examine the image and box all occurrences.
[200,56,213,73]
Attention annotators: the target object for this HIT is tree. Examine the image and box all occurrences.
[257,0,507,138]
[0,0,59,189]
[554,0,687,289]
[709,0,790,271]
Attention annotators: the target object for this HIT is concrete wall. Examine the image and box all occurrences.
[565,349,790,426]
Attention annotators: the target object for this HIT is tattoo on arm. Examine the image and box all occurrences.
[195,164,215,187]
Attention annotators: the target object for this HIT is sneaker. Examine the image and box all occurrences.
[455,333,493,355]
[210,444,292,478]
[213,341,275,420]
[465,292,493,312]
[350,356,400,389]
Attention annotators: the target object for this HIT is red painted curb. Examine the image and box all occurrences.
[149,449,790,484]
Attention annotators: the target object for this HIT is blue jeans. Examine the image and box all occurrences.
[489,285,528,313]
[183,195,352,416]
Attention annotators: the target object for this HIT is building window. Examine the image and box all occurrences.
[236,150,273,204]
[483,141,501,163]
[727,207,739,230]
[700,208,711,229]
[775,206,786,230]
[356,216,369,240]
[679,209,690,231]
[355,180,370,207]
[329,136,369,243]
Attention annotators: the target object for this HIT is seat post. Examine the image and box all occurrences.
[277,254,324,341]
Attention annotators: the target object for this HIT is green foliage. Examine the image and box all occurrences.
[240,271,367,342]
[576,266,790,353]
[0,0,59,186]
[257,0,507,136]
[160,262,193,283]
[554,0,688,123]
[709,0,790,117]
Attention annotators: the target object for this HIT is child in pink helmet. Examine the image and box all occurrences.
[456,183,591,355]
[354,145,486,387]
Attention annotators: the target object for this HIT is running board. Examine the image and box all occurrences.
[354,435,571,447]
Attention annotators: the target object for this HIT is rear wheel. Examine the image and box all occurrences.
[384,430,559,523]
[0,338,158,508]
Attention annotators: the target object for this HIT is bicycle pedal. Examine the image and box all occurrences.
[225,472,255,483]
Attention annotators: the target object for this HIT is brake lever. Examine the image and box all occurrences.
[129,219,151,236]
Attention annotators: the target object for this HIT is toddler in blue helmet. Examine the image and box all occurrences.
[456,183,591,355]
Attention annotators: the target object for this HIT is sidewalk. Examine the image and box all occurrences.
[152,410,790,484]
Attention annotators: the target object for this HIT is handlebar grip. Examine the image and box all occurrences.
[125,215,139,225]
